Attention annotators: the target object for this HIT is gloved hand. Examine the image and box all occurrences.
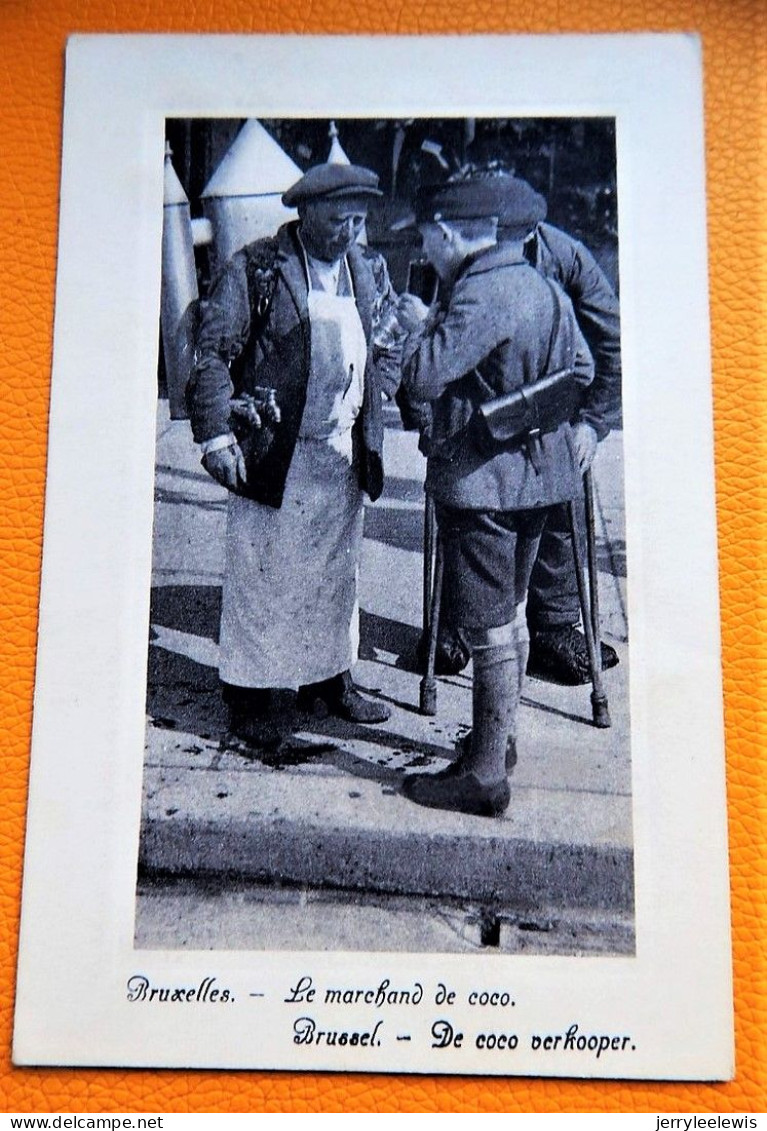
[203,442,247,491]
[571,422,598,472]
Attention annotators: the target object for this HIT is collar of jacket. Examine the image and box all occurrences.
[451,241,530,289]
[272,221,376,340]
[525,222,574,278]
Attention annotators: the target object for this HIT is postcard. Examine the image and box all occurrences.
[13,33,732,1078]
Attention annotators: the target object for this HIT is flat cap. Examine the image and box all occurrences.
[410,174,546,237]
[483,174,547,237]
[413,179,504,224]
[282,162,383,207]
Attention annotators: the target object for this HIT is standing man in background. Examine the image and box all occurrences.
[521,199,622,683]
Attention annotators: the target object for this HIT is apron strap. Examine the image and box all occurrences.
[299,234,355,299]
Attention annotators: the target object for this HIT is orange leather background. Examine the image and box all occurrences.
[0,0,764,1115]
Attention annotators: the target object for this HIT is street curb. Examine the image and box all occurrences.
[139,812,634,913]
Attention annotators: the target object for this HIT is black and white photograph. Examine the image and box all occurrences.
[138,114,632,957]
[12,35,733,1078]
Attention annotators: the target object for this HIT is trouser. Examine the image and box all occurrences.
[437,505,549,630]
[525,502,582,631]
[437,503,583,645]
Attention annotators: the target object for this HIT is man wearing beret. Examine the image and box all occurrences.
[397,176,595,816]
[425,172,622,685]
[187,162,401,750]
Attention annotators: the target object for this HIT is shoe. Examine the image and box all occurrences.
[297,670,390,724]
[401,762,510,817]
[527,627,619,686]
[457,730,517,773]
[226,702,283,751]
[415,629,471,676]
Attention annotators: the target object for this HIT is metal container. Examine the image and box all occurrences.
[201,120,301,270]
[161,143,198,420]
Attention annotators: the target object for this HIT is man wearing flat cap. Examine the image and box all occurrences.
[187,161,402,750]
[397,176,595,816]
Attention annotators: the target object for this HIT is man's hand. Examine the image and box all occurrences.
[571,422,598,473]
[203,442,247,491]
[396,293,430,333]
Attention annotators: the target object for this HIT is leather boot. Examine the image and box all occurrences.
[400,761,510,817]
[456,730,517,773]
[402,641,517,817]
[415,624,471,676]
[223,686,282,751]
[297,670,390,724]
[527,626,619,685]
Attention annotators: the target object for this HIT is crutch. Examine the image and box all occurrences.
[583,468,603,662]
[567,471,611,728]
[419,495,444,716]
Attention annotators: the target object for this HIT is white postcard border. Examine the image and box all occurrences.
[13,33,732,1078]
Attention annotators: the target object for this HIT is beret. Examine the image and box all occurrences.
[282,163,383,207]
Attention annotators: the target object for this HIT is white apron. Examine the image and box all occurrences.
[219,257,368,689]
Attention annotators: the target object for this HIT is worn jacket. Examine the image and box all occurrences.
[187,222,397,508]
[403,244,594,511]
[525,222,621,438]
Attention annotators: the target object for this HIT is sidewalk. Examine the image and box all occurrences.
[139,402,633,945]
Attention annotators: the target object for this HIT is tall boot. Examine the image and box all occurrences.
[455,622,523,773]
[505,606,530,772]
[461,643,518,784]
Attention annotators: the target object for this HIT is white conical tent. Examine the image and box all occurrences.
[201,120,302,266]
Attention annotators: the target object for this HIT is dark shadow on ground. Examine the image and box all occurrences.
[280,706,453,780]
[597,536,626,579]
[363,503,423,554]
[154,487,227,512]
[359,609,421,669]
[156,462,216,486]
[146,646,224,739]
[146,641,451,785]
[377,474,426,505]
[519,689,598,728]
[150,584,222,641]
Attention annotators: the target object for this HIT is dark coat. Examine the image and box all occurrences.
[403,244,595,511]
[526,222,622,438]
[187,222,396,508]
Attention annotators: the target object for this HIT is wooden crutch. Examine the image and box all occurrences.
[583,468,603,659]
[422,493,436,654]
[419,495,444,716]
[567,473,611,728]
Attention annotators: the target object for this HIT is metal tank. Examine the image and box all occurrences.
[160,143,199,420]
[200,120,301,270]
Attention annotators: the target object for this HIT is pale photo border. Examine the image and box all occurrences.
[13,34,732,1079]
